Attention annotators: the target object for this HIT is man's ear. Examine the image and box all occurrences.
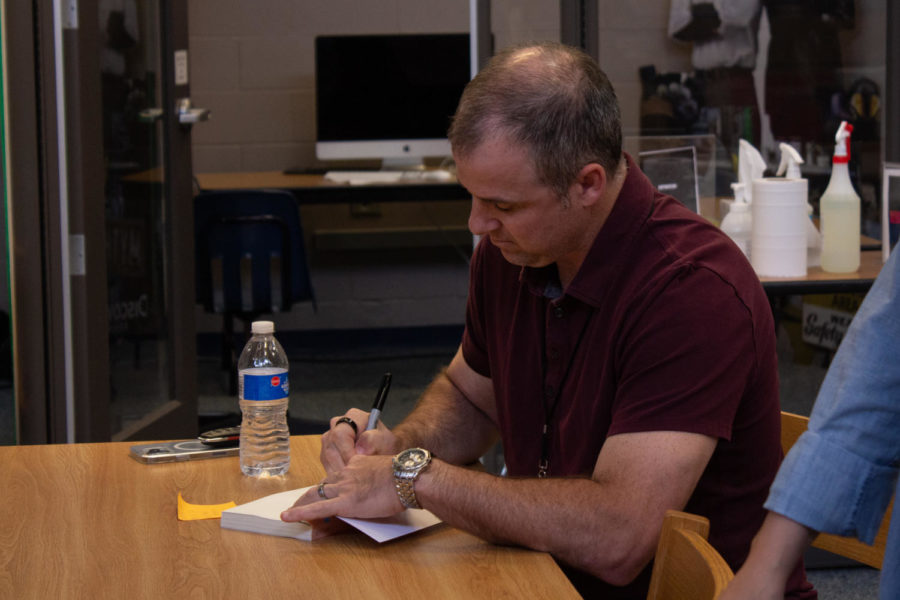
[573,163,607,208]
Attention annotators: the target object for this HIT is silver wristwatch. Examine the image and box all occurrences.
[392,448,432,509]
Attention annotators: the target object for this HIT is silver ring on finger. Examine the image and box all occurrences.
[317,480,329,499]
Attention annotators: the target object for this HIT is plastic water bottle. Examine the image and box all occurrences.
[238,320,290,476]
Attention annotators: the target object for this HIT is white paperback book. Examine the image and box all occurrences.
[220,486,441,543]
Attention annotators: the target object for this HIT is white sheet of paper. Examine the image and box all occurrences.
[338,510,443,543]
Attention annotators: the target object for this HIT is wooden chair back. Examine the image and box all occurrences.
[646,510,734,600]
[780,411,891,569]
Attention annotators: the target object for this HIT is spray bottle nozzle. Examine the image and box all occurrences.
[836,121,854,142]
[776,143,804,179]
[738,139,766,203]
[730,182,747,204]
[834,121,853,163]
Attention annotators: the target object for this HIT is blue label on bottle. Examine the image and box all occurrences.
[243,372,289,401]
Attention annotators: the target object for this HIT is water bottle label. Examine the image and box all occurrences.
[243,372,289,401]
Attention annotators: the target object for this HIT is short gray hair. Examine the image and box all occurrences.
[448,42,622,199]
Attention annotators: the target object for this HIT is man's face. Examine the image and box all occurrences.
[455,136,589,271]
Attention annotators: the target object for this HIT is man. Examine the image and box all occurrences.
[721,248,900,600]
[282,42,813,599]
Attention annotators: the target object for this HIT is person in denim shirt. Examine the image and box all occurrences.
[722,247,900,600]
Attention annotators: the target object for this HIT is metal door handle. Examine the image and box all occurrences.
[176,98,211,125]
[138,108,164,123]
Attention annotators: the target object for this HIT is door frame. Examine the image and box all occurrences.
[5,0,68,443]
[65,0,112,441]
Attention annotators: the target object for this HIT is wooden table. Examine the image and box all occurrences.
[0,436,579,599]
[195,171,469,205]
[759,249,884,295]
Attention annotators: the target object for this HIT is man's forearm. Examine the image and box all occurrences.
[415,461,658,586]
[392,368,498,464]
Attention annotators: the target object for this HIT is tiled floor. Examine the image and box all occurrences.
[808,565,880,598]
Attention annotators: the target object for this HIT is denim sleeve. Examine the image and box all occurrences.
[765,249,900,544]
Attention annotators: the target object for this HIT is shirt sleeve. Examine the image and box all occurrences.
[668,0,694,40]
[765,250,900,543]
[714,0,760,27]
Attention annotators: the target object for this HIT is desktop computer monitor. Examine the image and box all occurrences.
[314,33,471,169]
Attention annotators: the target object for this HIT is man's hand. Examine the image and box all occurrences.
[281,454,404,523]
[320,409,400,475]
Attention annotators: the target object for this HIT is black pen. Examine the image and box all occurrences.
[366,372,392,431]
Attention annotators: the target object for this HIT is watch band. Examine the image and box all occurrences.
[394,474,421,509]
[392,448,432,509]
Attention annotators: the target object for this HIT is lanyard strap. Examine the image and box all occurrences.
[538,305,593,478]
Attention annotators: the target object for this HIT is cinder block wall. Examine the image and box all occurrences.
[188,1,689,175]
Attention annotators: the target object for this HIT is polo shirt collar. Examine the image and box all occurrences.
[521,153,656,307]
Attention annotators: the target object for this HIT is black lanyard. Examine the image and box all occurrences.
[538,303,593,478]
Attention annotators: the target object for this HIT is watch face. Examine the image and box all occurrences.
[396,448,429,470]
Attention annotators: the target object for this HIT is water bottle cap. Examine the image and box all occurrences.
[251,320,275,334]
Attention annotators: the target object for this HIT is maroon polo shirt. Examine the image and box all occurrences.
[461,155,814,599]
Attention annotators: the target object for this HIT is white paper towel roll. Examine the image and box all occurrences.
[751,178,808,277]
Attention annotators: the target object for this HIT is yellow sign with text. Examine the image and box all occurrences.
[801,293,864,350]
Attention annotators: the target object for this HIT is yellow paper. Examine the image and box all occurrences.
[177,492,236,521]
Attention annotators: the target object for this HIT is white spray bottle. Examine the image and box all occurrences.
[777,143,822,267]
[776,142,804,179]
[720,182,752,258]
[720,139,765,225]
[820,121,860,273]
[738,139,767,205]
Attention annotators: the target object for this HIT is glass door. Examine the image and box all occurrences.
[98,0,198,441]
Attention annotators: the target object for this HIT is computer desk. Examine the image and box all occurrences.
[195,171,470,204]
[154,169,889,291]
[759,249,884,296]
[0,435,580,599]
